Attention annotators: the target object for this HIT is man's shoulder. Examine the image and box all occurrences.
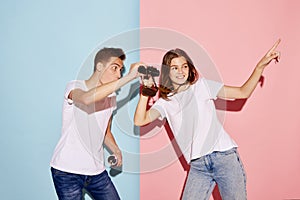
[66,80,83,85]
[65,80,85,89]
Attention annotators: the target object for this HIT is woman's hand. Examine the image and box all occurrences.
[256,39,281,70]
[142,76,155,87]
[218,39,282,99]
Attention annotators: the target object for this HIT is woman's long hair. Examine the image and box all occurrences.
[159,48,199,100]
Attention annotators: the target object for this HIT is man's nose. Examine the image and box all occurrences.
[117,70,122,78]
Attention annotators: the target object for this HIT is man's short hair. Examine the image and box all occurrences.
[94,47,126,71]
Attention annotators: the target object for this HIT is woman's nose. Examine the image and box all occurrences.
[177,67,183,73]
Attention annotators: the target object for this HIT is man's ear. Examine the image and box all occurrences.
[95,62,104,72]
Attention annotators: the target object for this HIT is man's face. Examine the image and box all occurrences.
[99,57,124,84]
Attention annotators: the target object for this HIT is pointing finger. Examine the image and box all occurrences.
[268,38,281,54]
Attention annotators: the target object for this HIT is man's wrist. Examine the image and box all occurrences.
[125,72,138,81]
[113,148,121,154]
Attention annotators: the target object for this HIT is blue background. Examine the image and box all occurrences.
[0,0,140,199]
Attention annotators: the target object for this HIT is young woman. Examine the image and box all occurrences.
[134,40,280,200]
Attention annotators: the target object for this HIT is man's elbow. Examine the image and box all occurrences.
[76,94,93,106]
[71,90,93,106]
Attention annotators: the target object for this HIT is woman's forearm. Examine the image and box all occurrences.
[134,95,149,126]
[239,66,264,98]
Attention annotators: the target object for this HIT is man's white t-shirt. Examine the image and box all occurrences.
[50,80,116,175]
[152,78,237,163]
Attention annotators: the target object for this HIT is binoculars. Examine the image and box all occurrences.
[138,65,160,78]
[108,155,117,166]
[138,65,160,97]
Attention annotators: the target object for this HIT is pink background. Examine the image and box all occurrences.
[140,0,300,199]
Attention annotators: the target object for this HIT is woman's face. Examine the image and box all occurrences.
[169,56,189,87]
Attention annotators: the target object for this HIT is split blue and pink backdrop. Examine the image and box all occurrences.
[1,0,300,200]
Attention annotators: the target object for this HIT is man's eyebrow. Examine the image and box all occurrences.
[111,62,121,67]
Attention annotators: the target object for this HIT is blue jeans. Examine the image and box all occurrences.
[51,168,120,200]
[182,148,247,200]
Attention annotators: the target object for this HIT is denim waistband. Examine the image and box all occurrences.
[192,147,237,162]
[211,147,237,155]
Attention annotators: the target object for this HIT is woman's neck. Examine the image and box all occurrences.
[172,82,190,93]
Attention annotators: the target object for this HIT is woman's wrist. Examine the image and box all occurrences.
[255,64,265,72]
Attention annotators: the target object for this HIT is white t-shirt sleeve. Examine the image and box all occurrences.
[109,93,117,111]
[203,78,224,100]
[151,99,167,119]
[64,81,81,105]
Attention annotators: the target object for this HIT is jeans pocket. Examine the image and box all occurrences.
[190,157,206,170]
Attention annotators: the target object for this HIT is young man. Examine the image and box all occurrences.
[50,47,141,200]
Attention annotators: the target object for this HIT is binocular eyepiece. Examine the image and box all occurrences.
[138,65,160,77]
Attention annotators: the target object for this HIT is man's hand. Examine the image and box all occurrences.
[128,62,145,79]
[113,150,122,167]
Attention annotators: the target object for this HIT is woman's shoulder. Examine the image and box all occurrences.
[192,77,206,88]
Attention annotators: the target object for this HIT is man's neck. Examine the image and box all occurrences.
[85,72,102,90]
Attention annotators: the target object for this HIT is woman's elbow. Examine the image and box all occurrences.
[134,118,143,126]
[237,88,251,99]
[134,121,141,126]
[134,116,147,127]
[240,90,251,99]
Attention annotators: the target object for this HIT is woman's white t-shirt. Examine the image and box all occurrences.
[50,80,116,175]
[152,78,237,163]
